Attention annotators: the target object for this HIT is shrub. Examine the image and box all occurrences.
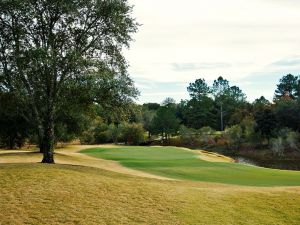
[224,125,243,149]
[108,124,122,144]
[286,131,299,151]
[241,116,262,147]
[271,137,284,157]
[179,125,198,146]
[122,123,145,145]
[198,126,215,145]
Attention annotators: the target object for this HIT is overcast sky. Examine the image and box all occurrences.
[125,0,300,104]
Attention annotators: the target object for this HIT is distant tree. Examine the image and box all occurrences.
[273,99,300,131]
[225,125,243,149]
[0,0,138,162]
[275,74,299,100]
[183,97,216,129]
[254,108,277,144]
[122,123,145,145]
[141,109,156,138]
[162,97,176,107]
[187,78,211,100]
[142,103,160,111]
[212,76,230,98]
[253,96,270,112]
[151,104,179,142]
[185,79,216,129]
[212,76,247,131]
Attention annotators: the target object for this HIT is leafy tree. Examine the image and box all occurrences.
[254,108,277,144]
[275,74,299,100]
[162,97,176,107]
[225,125,243,149]
[122,123,145,145]
[187,78,211,100]
[253,96,270,112]
[212,77,247,130]
[183,97,216,129]
[151,103,179,142]
[142,103,160,111]
[0,0,138,162]
[141,108,156,138]
[0,92,32,149]
[185,79,216,129]
[273,99,300,131]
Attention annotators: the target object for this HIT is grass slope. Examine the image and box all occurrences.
[1,163,300,225]
[82,146,300,187]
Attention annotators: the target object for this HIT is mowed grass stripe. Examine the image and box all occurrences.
[81,146,300,187]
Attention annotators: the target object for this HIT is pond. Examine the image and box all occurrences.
[233,156,300,171]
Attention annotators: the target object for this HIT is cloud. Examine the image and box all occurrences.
[272,56,300,67]
[171,63,231,71]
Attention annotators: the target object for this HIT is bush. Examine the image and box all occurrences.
[122,123,145,145]
[271,137,284,157]
[179,125,198,146]
[224,125,243,149]
[108,124,122,144]
[286,131,299,151]
[80,130,95,144]
[241,116,262,147]
[198,126,215,145]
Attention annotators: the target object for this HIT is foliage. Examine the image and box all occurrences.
[275,74,299,100]
[0,92,32,149]
[0,0,138,162]
[224,125,243,148]
[286,131,300,151]
[270,137,284,157]
[121,123,145,145]
[151,100,180,141]
[187,78,211,100]
[273,99,300,131]
[254,108,277,143]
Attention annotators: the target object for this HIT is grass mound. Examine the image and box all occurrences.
[82,146,300,187]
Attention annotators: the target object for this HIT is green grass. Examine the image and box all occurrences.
[82,146,300,187]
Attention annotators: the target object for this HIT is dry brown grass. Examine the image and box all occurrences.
[0,163,300,225]
[1,145,300,224]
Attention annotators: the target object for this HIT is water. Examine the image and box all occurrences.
[233,156,300,171]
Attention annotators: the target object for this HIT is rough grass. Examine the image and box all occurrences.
[82,146,300,187]
[1,145,300,224]
[1,163,300,225]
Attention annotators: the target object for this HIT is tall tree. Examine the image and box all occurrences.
[275,74,299,100]
[187,78,211,100]
[151,101,179,142]
[0,0,138,163]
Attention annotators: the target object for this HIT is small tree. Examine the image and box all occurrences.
[271,137,284,157]
[225,125,243,149]
[122,123,145,145]
[151,103,180,143]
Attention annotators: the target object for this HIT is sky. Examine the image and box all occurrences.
[124,0,300,104]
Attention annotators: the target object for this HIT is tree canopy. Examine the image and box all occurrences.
[0,0,139,162]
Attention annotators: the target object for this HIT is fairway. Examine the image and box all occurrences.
[82,146,300,187]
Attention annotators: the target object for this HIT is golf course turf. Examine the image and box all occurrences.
[1,145,300,224]
[81,146,300,187]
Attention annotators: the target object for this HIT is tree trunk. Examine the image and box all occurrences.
[41,108,55,163]
[38,128,45,153]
